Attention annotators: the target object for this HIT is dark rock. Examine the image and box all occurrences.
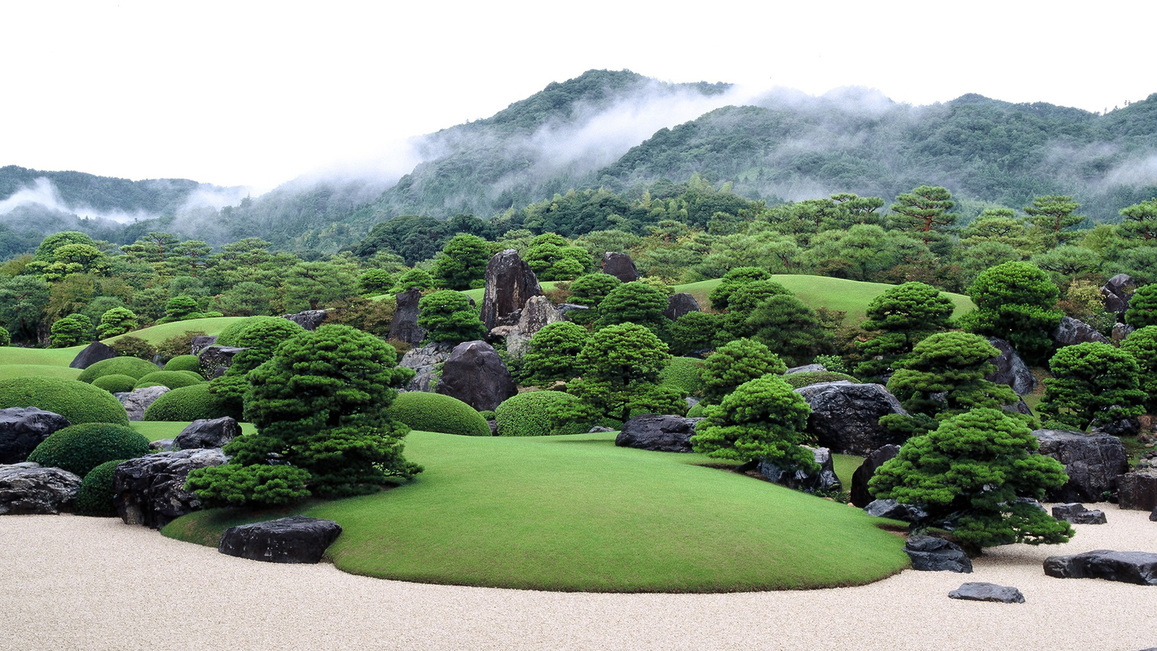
[487,420,497,436]
[0,407,71,464]
[150,439,177,452]
[435,341,517,411]
[198,345,246,375]
[948,582,1025,603]
[175,417,240,450]
[602,252,638,282]
[115,385,170,421]
[588,426,615,433]
[190,336,218,356]
[282,310,329,331]
[1052,316,1111,347]
[1033,429,1128,502]
[662,293,700,321]
[1052,503,1107,525]
[616,415,698,452]
[758,446,841,493]
[864,498,927,523]
[1090,418,1141,438]
[1101,273,1136,318]
[985,338,1037,396]
[1117,469,1157,511]
[785,364,826,375]
[556,303,590,317]
[218,515,343,564]
[68,341,117,369]
[0,463,82,515]
[793,382,907,455]
[517,296,562,338]
[388,289,426,346]
[851,444,901,508]
[1003,396,1033,416]
[1150,506,1157,522]
[398,341,455,392]
[480,249,542,331]
[1111,323,1135,345]
[1044,550,1157,585]
[904,535,972,573]
[113,448,227,529]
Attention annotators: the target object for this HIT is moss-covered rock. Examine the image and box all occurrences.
[27,423,148,477]
[142,383,233,421]
[92,374,138,394]
[0,377,129,425]
[77,356,160,383]
[495,391,591,437]
[75,459,127,517]
[385,392,491,436]
[133,370,206,390]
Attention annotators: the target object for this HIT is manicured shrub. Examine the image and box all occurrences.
[50,313,94,347]
[0,325,10,346]
[686,402,707,418]
[75,459,127,517]
[27,423,149,477]
[133,370,206,390]
[163,355,203,374]
[495,391,591,437]
[77,356,160,383]
[781,371,859,389]
[1125,284,1157,328]
[92,374,137,394]
[659,357,706,397]
[0,377,129,425]
[692,375,813,467]
[96,307,138,338]
[215,316,303,347]
[1038,342,1147,431]
[142,383,232,421]
[701,338,787,404]
[109,335,157,361]
[417,290,486,344]
[1120,325,1157,412]
[386,392,491,437]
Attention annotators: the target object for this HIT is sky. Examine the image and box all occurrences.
[2,0,1153,192]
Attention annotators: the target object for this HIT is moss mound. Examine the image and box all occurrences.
[142,383,232,421]
[77,356,160,383]
[92,374,137,394]
[163,355,202,373]
[0,377,129,425]
[386,392,491,437]
[27,423,149,477]
[133,370,206,390]
[781,371,860,389]
[495,391,590,437]
[659,357,706,396]
[75,459,127,517]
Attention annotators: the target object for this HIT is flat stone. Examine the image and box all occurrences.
[616,415,698,453]
[1044,550,1157,585]
[904,534,972,573]
[218,515,343,564]
[948,582,1025,603]
[1051,503,1107,525]
[864,498,927,523]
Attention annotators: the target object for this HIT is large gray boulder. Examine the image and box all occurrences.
[904,535,972,573]
[198,345,246,376]
[602,252,638,282]
[758,446,841,494]
[948,582,1025,603]
[175,417,240,450]
[0,407,71,464]
[793,382,907,455]
[985,338,1036,396]
[480,249,542,330]
[282,309,329,331]
[388,288,426,346]
[1052,316,1111,347]
[115,385,171,421]
[435,341,517,411]
[864,498,927,523]
[68,341,117,369]
[850,444,901,508]
[1117,469,1157,511]
[662,293,700,321]
[190,335,218,356]
[516,296,562,338]
[1101,273,1136,318]
[398,341,455,392]
[1052,503,1107,525]
[1044,550,1157,586]
[616,415,699,453]
[1033,429,1128,502]
[219,516,343,564]
[113,448,227,529]
[0,463,82,515]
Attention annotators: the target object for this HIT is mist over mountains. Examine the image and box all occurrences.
[2,69,1154,257]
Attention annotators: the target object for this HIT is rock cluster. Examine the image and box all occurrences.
[793,381,907,455]
[0,407,70,464]
[480,250,542,330]
[113,448,227,529]
[904,535,972,573]
[175,417,240,450]
[1032,429,1127,502]
[757,446,841,494]
[435,341,517,411]
[615,415,699,452]
[985,338,1036,396]
[1051,503,1107,525]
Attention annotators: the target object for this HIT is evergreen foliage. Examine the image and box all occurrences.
[691,375,814,468]
[885,332,1019,420]
[49,313,94,347]
[856,282,955,379]
[0,377,130,425]
[92,374,137,394]
[431,233,490,290]
[385,392,491,437]
[1120,325,1157,412]
[701,338,787,404]
[1125,284,1157,327]
[133,370,205,390]
[520,321,589,386]
[142,384,232,421]
[657,357,706,397]
[959,261,1062,364]
[1038,342,1147,431]
[96,307,138,338]
[27,423,149,477]
[77,356,160,383]
[495,391,592,437]
[75,459,126,517]
[417,290,486,344]
[569,323,680,421]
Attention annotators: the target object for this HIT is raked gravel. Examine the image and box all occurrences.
[2,505,1156,650]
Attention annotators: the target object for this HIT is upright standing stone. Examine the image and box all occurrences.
[516,296,562,338]
[663,293,701,321]
[850,444,901,507]
[985,338,1037,396]
[435,341,517,411]
[602,252,638,282]
[388,288,426,346]
[69,341,118,369]
[480,250,542,331]
[1101,274,1136,318]
[1033,429,1128,502]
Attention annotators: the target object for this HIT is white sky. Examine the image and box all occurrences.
[2,0,1152,192]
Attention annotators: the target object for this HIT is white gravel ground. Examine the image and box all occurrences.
[2,505,1156,651]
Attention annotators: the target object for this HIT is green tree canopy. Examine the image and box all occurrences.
[417,290,487,344]
[431,233,490,290]
[959,261,1062,364]
[700,337,787,404]
[691,375,813,468]
[1038,342,1147,431]
[1024,195,1083,249]
[521,321,590,386]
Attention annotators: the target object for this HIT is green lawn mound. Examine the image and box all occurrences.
[166,431,907,593]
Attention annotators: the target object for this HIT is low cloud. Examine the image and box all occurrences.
[0,177,154,224]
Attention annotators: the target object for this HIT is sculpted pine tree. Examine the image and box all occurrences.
[1024,195,1083,249]
[431,234,490,290]
[417,290,487,344]
[567,323,681,422]
[1038,342,1146,431]
[692,375,814,469]
[701,338,787,404]
[958,261,1062,364]
[520,321,589,386]
[887,185,957,250]
[856,282,955,380]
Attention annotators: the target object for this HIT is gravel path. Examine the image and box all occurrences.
[3,506,1156,650]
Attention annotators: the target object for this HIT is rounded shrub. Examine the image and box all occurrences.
[495,391,591,437]
[385,392,491,436]
[215,315,302,347]
[75,459,127,517]
[133,370,206,390]
[27,423,149,477]
[781,371,860,389]
[0,377,129,425]
[92,374,138,394]
[77,356,161,383]
[142,383,232,421]
[163,354,203,373]
[686,402,707,418]
[658,357,706,396]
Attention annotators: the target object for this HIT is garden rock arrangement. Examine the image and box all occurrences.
[218,515,343,564]
[1051,503,1107,524]
[113,448,227,529]
[615,414,698,452]
[480,249,542,330]
[0,407,70,464]
[198,345,246,377]
[0,462,81,515]
[662,293,700,320]
[68,341,117,369]
[175,417,240,450]
[1044,550,1157,585]
[850,444,901,508]
[758,446,841,494]
[903,535,972,573]
[948,582,1025,603]
[793,381,907,455]
[1032,429,1128,502]
[190,335,218,355]
[388,288,426,346]
[435,340,517,411]
[984,338,1036,396]
[1116,469,1157,511]
[399,341,455,392]
[517,296,562,337]
[864,499,927,523]
[1101,273,1136,318]
[283,309,330,330]
[601,251,638,282]
[1052,316,1111,347]
[115,385,170,421]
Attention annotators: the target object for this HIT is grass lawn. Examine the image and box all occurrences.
[130,420,257,442]
[165,431,908,593]
[100,316,245,346]
[0,346,85,367]
[832,453,864,489]
[0,364,81,380]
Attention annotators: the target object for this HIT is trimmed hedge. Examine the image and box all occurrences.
[781,371,860,389]
[163,354,203,373]
[385,392,491,437]
[92,374,138,394]
[0,377,129,425]
[133,370,206,390]
[75,459,127,517]
[77,356,160,383]
[215,315,301,347]
[27,423,149,477]
[142,383,233,421]
[659,357,706,396]
[495,391,591,437]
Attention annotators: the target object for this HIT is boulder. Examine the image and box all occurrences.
[1044,550,1157,585]
[785,364,826,375]
[602,252,638,282]
[218,515,343,564]
[0,407,71,464]
[662,293,700,321]
[948,582,1025,603]
[480,249,542,331]
[198,345,246,375]
[757,446,841,494]
[388,288,426,346]
[504,330,532,361]
[588,426,615,433]
[149,439,177,452]
[793,382,907,455]
[985,338,1036,396]
[282,309,329,331]
[904,535,972,573]
[175,417,241,450]
[68,341,117,369]
[115,385,171,421]
[113,448,227,529]
[1052,316,1111,347]
[556,303,590,318]
[1150,506,1157,522]
[1033,429,1128,502]
[1111,323,1136,345]
[0,463,82,515]
[517,296,562,338]
[1101,273,1136,317]
[1090,418,1141,438]
[1117,469,1157,511]
[435,341,517,411]
[616,415,698,452]
[864,498,927,523]
[850,444,901,508]
[190,335,218,356]
[1051,503,1107,525]
[398,341,455,392]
